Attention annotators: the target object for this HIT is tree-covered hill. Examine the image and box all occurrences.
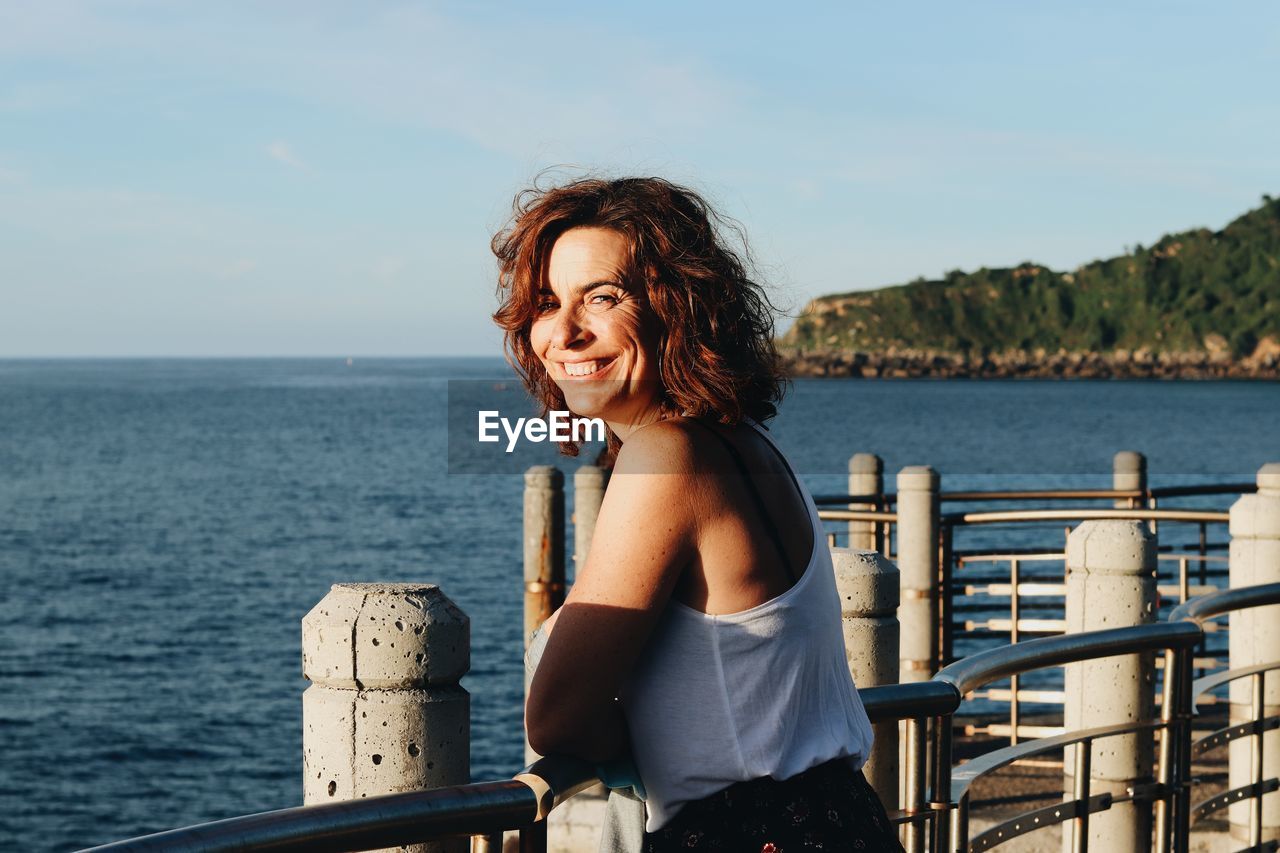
[782,195,1280,361]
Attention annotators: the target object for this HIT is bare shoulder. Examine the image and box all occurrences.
[612,416,707,477]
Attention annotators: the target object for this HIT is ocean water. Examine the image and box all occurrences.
[0,358,1275,851]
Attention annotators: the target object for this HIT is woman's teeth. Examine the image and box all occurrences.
[564,360,607,377]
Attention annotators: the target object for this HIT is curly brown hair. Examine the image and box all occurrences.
[491,176,786,455]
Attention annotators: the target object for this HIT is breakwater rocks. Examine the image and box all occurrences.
[781,340,1280,380]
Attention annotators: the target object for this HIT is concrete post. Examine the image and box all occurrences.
[896,466,939,681]
[573,465,608,579]
[1113,451,1148,508]
[1228,463,1280,844]
[1062,521,1157,853]
[524,466,565,640]
[848,454,884,552]
[303,583,470,853]
[831,547,900,811]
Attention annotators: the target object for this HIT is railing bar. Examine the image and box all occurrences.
[904,716,927,853]
[810,488,1228,506]
[950,720,1167,793]
[1253,672,1265,848]
[955,550,1066,561]
[471,832,504,852]
[1190,779,1280,820]
[1010,558,1021,747]
[1192,661,1280,699]
[1073,738,1091,853]
[518,821,546,853]
[933,710,953,853]
[819,483,1251,503]
[79,781,542,853]
[816,509,898,522]
[1192,716,1280,755]
[966,794,1113,851]
[1149,482,1256,498]
[1170,583,1280,624]
[945,509,1230,525]
[938,622,1202,697]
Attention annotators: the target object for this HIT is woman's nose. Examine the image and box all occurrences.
[549,306,590,350]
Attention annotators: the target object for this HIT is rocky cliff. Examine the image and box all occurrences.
[780,195,1280,379]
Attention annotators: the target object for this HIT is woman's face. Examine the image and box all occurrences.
[530,226,663,433]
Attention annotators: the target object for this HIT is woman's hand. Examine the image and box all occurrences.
[525,420,700,762]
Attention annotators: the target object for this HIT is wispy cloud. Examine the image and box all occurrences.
[265,141,304,169]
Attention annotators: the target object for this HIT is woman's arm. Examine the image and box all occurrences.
[525,421,700,762]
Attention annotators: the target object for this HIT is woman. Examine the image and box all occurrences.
[493,177,902,852]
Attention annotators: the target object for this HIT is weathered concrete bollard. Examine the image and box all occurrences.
[1113,450,1147,509]
[303,583,470,853]
[848,454,884,553]
[573,465,608,578]
[1228,463,1280,844]
[896,466,939,681]
[832,548,900,811]
[1062,521,1156,853]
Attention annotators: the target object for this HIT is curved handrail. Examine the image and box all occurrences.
[1168,582,1280,624]
[1192,659,1280,699]
[950,719,1166,799]
[859,680,961,721]
[78,756,599,853]
[935,621,1202,696]
[78,684,965,853]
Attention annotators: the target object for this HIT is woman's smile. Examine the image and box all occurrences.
[558,357,616,379]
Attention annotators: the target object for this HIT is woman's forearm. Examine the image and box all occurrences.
[528,697,630,763]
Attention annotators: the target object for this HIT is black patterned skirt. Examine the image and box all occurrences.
[642,759,904,853]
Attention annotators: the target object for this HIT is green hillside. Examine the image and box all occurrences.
[782,195,1280,358]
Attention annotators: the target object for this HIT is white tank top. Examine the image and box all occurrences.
[618,420,875,831]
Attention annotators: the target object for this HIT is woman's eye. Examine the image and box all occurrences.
[587,293,619,307]
[536,300,558,314]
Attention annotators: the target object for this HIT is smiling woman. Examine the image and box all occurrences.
[491,177,902,852]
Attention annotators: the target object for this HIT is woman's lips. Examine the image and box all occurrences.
[560,358,615,379]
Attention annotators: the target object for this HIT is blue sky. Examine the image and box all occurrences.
[1,1,1277,356]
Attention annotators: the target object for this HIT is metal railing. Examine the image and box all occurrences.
[939,509,1230,743]
[935,621,1202,853]
[1170,585,1280,849]
[80,755,600,853]
[816,495,1233,739]
[83,583,1280,853]
[936,582,1280,853]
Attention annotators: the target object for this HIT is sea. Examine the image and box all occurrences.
[0,358,1275,851]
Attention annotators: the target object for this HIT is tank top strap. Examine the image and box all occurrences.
[686,418,798,584]
[743,419,811,514]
